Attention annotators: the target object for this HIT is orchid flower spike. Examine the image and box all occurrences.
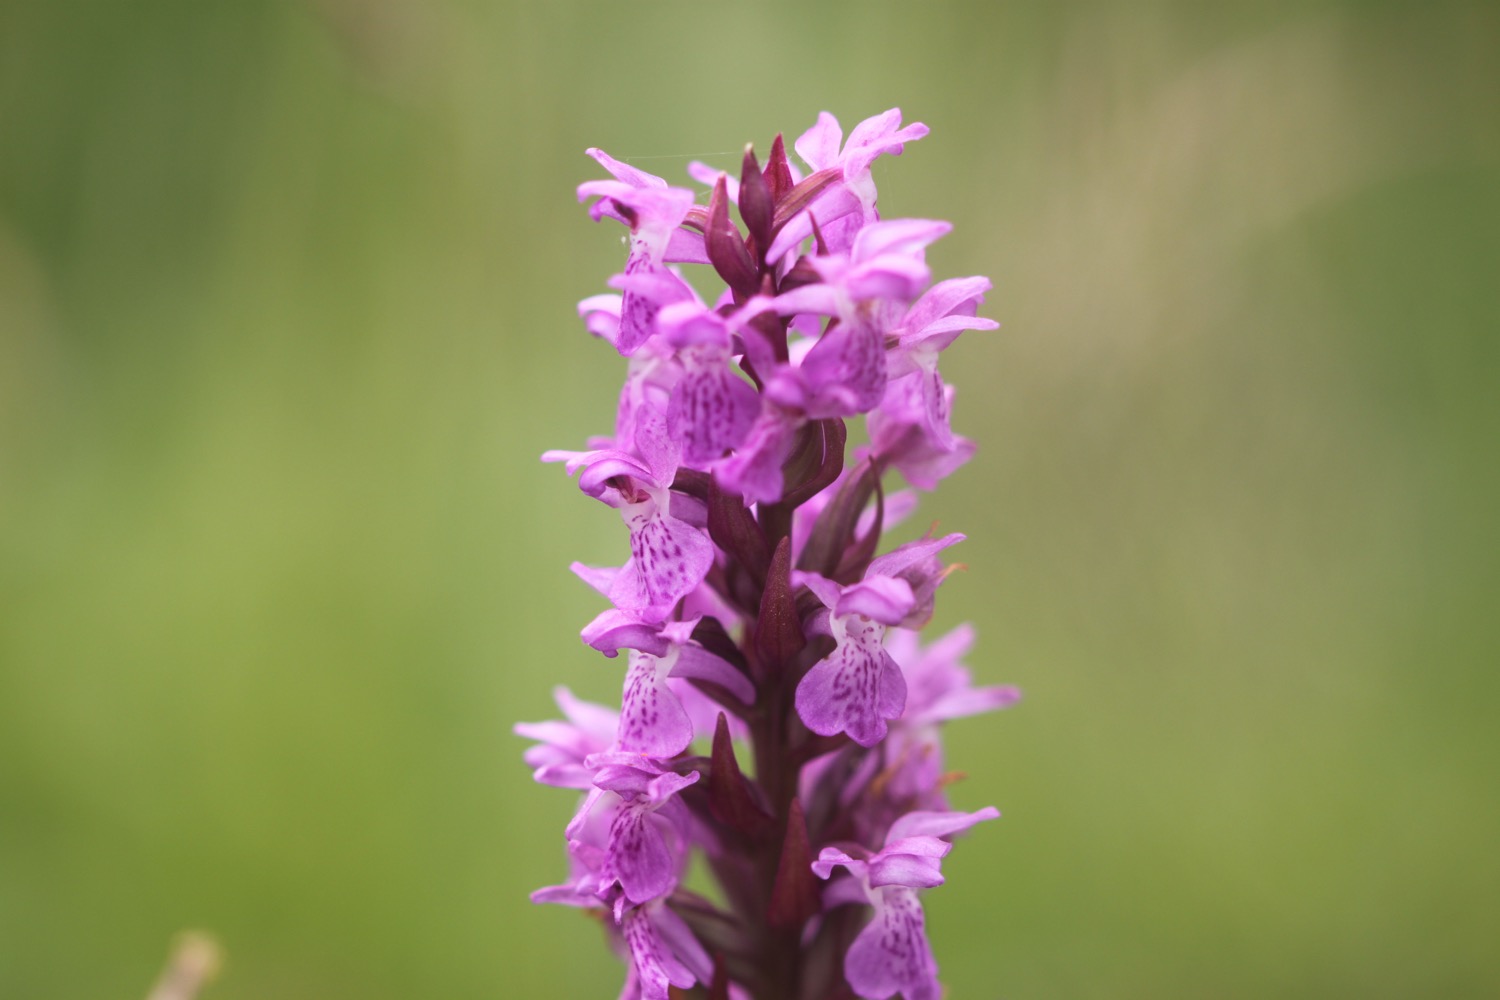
[521,109,1017,1000]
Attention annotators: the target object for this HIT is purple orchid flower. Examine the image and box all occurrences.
[793,534,964,747]
[514,686,620,790]
[578,153,702,356]
[859,274,997,491]
[581,613,755,758]
[879,626,1020,810]
[578,294,685,454]
[543,444,714,624]
[769,108,930,261]
[813,807,1000,1000]
[891,624,1021,733]
[558,753,700,908]
[712,220,951,503]
[579,148,710,267]
[764,219,951,420]
[711,397,804,505]
[868,374,976,489]
[887,277,999,397]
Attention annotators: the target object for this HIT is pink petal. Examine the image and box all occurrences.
[581,609,671,657]
[901,275,991,333]
[851,218,951,264]
[886,806,1000,843]
[796,572,844,613]
[867,853,945,890]
[924,683,1022,723]
[669,645,755,705]
[866,533,965,580]
[834,576,916,626]
[715,404,802,504]
[586,147,669,189]
[571,562,619,598]
[604,804,678,905]
[646,899,713,983]
[810,846,863,881]
[794,111,844,172]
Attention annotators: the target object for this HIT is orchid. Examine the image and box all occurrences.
[813,808,1001,1000]
[519,109,1017,1000]
[793,534,964,747]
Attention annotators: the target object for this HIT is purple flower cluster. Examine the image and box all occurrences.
[519,109,1019,1000]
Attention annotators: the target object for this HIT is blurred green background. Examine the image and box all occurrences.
[2,1,1497,997]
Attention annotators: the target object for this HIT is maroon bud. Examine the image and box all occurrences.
[707,175,760,300]
[763,133,795,202]
[738,145,775,260]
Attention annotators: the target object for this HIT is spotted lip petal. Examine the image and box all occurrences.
[844,886,939,1000]
[796,316,888,418]
[621,901,712,999]
[602,619,754,758]
[618,651,696,757]
[794,547,956,746]
[603,800,680,903]
[794,613,907,748]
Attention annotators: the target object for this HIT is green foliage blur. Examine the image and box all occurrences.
[2,1,1497,997]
